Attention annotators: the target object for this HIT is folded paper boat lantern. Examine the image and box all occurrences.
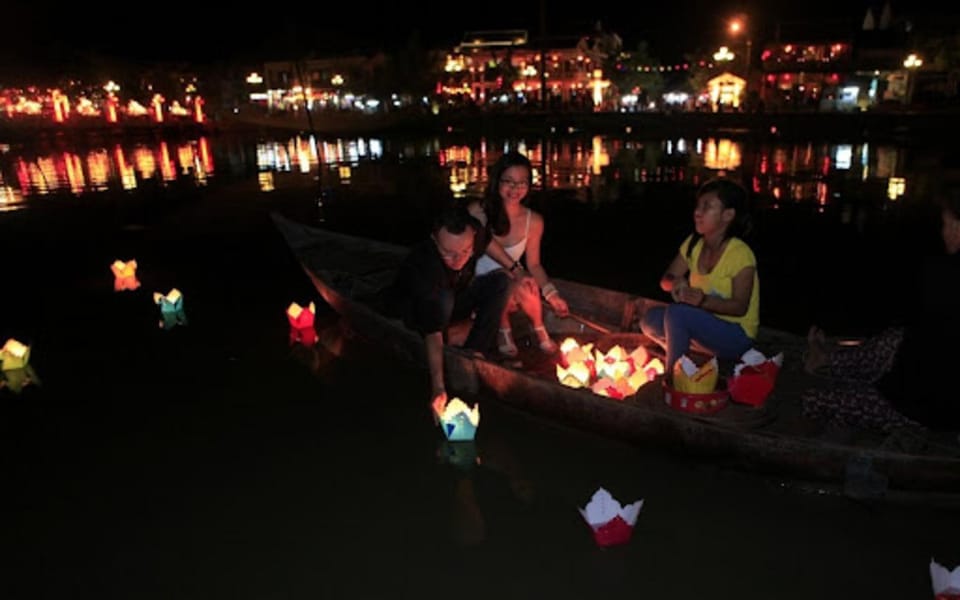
[110,259,140,291]
[1,367,37,394]
[727,348,784,407]
[287,301,318,346]
[1,338,30,371]
[672,355,719,394]
[932,559,960,600]
[153,288,188,329]
[579,487,643,547]
[433,397,481,442]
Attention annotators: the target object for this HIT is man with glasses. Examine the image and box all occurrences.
[385,203,518,407]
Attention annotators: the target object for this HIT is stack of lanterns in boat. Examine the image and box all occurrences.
[555,338,665,400]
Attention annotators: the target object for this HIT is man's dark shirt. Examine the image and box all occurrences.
[384,228,490,335]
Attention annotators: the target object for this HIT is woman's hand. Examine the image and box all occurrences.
[670,279,689,302]
[519,275,539,295]
[676,286,706,307]
[546,293,569,317]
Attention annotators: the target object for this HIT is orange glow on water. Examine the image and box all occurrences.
[115,145,137,190]
[159,141,176,182]
[199,137,213,174]
[87,150,109,190]
[64,152,84,194]
[134,146,157,180]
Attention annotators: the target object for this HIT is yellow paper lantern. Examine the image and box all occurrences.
[557,362,592,388]
[1,338,30,371]
[672,356,719,394]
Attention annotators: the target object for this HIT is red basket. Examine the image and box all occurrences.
[662,380,729,415]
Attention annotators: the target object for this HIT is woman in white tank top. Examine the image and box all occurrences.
[469,151,569,357]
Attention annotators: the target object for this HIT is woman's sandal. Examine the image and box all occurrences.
[498,328,519,357]
[533,325,558,353]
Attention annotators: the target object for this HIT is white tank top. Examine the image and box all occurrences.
[476,209,531,276]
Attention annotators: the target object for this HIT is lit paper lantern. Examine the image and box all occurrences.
[1,338,30,371]
[590,376,633,400]
[1,367,37,394]
[433,397,480,441]
[579,487,644,547]
[672,355,718,394]
[153,288,188,329]
[110,259,140,291]
[557,362,592,388]
[594,345,633,380]
[932,559,960,600]
[728,349,784,407]
[287,301,318,346]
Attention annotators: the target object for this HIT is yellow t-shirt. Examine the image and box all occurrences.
[679,235,759,339]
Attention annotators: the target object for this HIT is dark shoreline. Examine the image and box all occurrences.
[215,107,960,144]
[4,108,958,145]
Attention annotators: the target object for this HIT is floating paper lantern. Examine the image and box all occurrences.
[1,338,30,371]
[153,288,187,329]
[1,367,37,394]
[433,397,480,442]
[287,301,318,346]
[110,259,140,291]
[932,559,960,600]
[579,487,644,547]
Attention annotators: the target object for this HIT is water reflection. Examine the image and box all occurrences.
[0,131,925,213]
[3,138,214,195]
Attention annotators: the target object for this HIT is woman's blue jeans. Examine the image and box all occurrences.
[640,303,753,371]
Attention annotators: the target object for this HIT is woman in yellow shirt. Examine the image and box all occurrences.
[640,178,759,372]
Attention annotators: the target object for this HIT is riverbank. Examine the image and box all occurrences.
[219,106,960,143]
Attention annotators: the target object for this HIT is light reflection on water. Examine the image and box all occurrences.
[0,132,922,210]
[3,137,214,195]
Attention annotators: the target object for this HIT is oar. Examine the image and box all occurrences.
[559,310,615,335]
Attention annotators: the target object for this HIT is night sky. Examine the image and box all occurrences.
[1,0,951,78]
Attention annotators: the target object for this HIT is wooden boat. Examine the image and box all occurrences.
[271,212,960,500]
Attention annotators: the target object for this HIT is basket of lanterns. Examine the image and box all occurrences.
[556,336,665,401]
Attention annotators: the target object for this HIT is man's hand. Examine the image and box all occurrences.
[431,389,448,425]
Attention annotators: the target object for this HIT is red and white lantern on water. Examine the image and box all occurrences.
[287,302,318,346]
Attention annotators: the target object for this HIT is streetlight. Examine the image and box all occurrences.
[728,17,752,81]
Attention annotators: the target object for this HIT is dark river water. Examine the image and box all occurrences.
[2,128,958,599]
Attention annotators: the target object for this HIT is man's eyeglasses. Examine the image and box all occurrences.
[499,178,529,189]
[432,235,474,261]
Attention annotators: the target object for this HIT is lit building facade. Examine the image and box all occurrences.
[439,30,616,110]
